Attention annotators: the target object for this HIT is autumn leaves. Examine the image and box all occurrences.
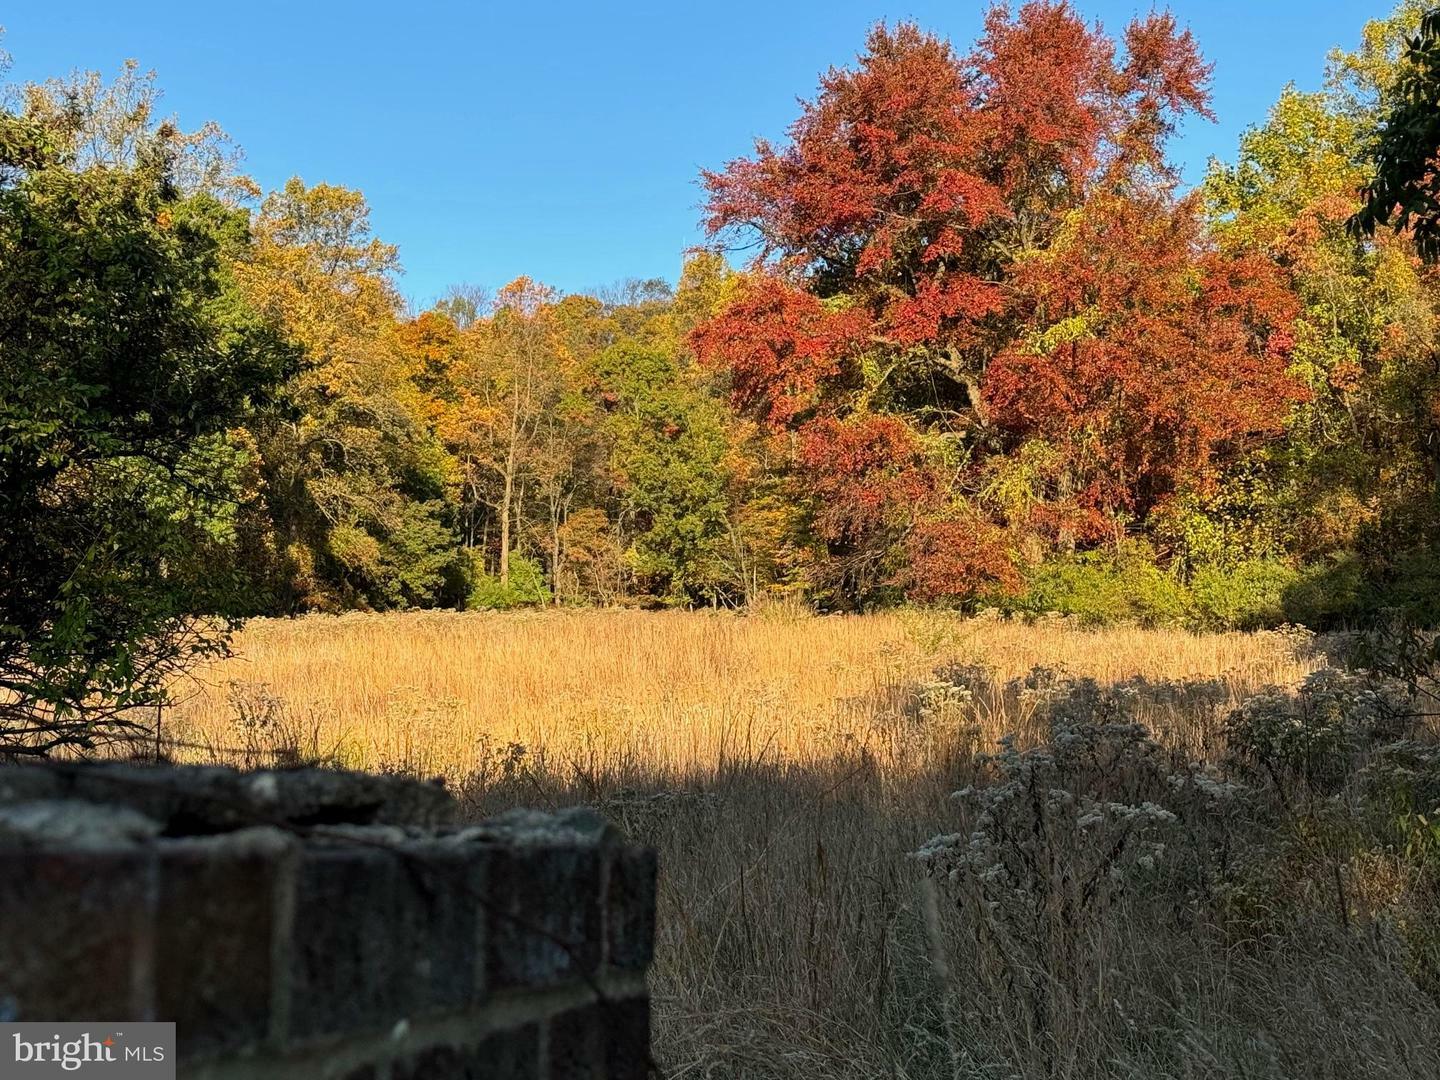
[691,2,1307,603]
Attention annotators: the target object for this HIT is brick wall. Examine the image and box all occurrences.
[0,763,657,1079]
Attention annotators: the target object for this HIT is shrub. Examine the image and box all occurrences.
[1281,554,1365,626]
[1189,558,1298,631]
[912,681,1276,1069]
[1377,548,1440,627]
[1360,740,1440,855]
[1012,544,1188,626]
[1010,548,1375,631]
[467,553,552,610]
[911,663,1440,1071]
[915,720,1181,1057]
[1224,668,1414,796]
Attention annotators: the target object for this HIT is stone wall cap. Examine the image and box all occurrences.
[0,762,455,835]
[0,799,163,848]
[450,806,620,848]
[159,824,300,856]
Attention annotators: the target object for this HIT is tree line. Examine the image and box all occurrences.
[3,2,1440,748]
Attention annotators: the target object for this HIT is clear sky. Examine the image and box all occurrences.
[3,1,1385,309]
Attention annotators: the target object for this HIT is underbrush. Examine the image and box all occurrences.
[1000,545,1369,630]
[453,657,1440,1078]
[913,666,1440,1077]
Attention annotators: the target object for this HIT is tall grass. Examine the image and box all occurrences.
[169,608,1315,779]
[168,609,1440,1078]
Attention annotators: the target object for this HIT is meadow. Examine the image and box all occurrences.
[169,607,1314,779]
[167,609,1440,1079]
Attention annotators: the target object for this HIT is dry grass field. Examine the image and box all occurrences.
[168,607,1316,779]
[168,609,1440,1079]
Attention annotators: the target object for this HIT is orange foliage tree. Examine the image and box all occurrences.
[694,0,1298,604]
[983,192,1302,539]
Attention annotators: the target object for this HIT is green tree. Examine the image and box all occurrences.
[0,103,295,752]
[1354,6,1440,260]
[593,341,739,605]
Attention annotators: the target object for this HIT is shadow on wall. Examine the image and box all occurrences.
[0,762,657,1080]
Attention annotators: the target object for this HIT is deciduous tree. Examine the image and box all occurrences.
[694,1,1245,603]
[0,100,294,752]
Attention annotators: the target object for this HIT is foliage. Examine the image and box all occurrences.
[1188,558,1300,631]
[693,1,1303,605]
[1010,545,1188,627]
[9,0,1440,652]
[1006,549,1374,631]
[467,552,551,610]
[594,340,739,605]
[16,58,254,201]
[0,91,294,752]
[1354,7,1440,260]
[986,191,1301,528]
[235,179,466,613]
[1204,3,1440,626]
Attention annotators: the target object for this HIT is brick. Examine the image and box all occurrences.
[548,1000,646,1080]
[393,1044,465,1080]
[153,831,292,1059]
[66,763,455,833]
[601,997,650,1080]
[286,845,405,1042]
[0,849,155,1021]
[547,1005,603,1080]
[0,784,655,1075]
[391,1024,540,1080]
[392,845,485,1013]
[605,848,656,972]
[0,766,65,804]
[484,845,602,992]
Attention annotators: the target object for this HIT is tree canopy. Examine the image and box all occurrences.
[5,1,1440,752]
[1354,6,1440,259]
[0,88,295,752]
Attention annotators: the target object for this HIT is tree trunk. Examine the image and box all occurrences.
[499,468,514,586]
[550,496,563,606]
[499,381,523,587]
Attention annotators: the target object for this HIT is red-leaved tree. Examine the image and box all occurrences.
[693,1,1295,604]
[983,192,1302,535]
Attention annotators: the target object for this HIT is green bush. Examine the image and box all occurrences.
[1268,548,1440,628]
[1006,548,1370,632]
[1280,554,1365,627]
[467,553,552,610]
[1011,544,1188,627]
[1374,548,1440,626]
[1189,558,1299,631]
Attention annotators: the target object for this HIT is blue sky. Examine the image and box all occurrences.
[3,2,1385,308]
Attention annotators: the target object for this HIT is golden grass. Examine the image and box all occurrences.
[165,609,1440,1078]
[168,607,1319,780]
